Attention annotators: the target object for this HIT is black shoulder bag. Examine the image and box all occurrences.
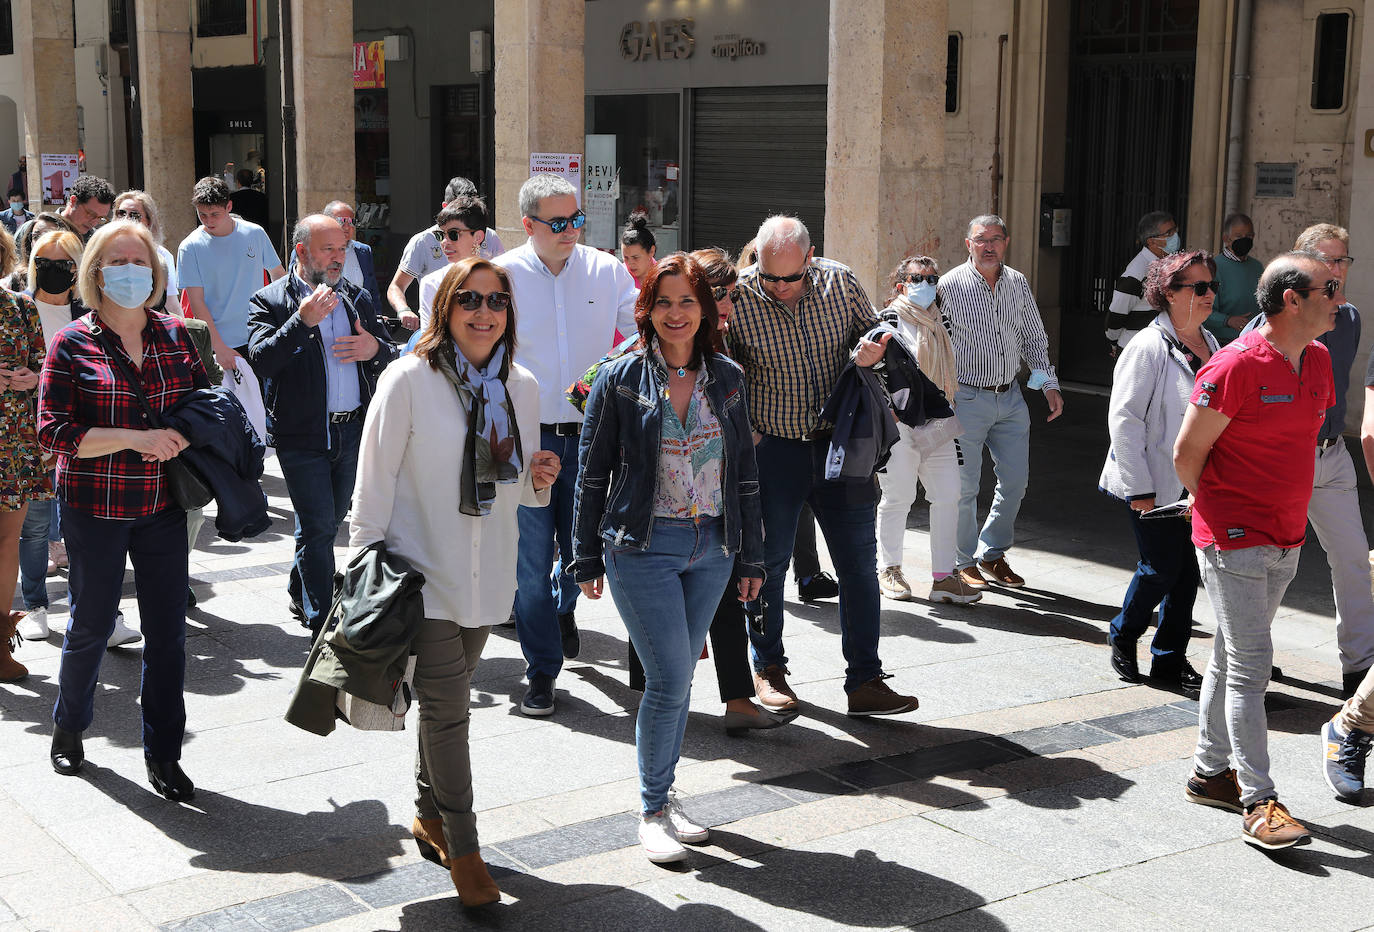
[89,324,214,510]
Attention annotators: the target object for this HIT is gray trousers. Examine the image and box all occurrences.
[1193,544,1300,806]
[412,620,490,858]
[1307,441,1374,674]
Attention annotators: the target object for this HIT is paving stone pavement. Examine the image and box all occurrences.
[5,392,1374,931]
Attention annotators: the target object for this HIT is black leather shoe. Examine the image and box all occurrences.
[1151,659,1203,691]
[1343,667,1371,701]
[50,726,84,776]
[558,612,580,660]
[186,586,198,608]
[520,675,555,717]
[1110,637,1141,683]
[145,757,195,802]
[798,571,839,602]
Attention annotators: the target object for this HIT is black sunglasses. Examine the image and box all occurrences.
[432,227,476,242]
[711,284,741,303]
[34,257,76,271]
[901,273,940,286]
[1293,279,1341,300]
[453,290,511,312]
[114,208,144,221]
[1171,280,1220,297]
[529,210,586,234]
[758,267,808,284]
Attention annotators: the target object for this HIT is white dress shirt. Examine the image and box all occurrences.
[495,242,639,423]
[349,355,550,626]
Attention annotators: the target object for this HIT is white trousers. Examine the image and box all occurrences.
[876,429,960,574]
[1307,441,1374,673]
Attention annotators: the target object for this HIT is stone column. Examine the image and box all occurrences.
[13,0,79,210]
[493,0,586,249]
[136,0,198,247]
[290,0,355,221]
[1341,11,1374,433]
[823,0,947,299]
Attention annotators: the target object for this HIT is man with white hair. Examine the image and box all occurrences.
[496,174,638,716]
[726,215,919,717]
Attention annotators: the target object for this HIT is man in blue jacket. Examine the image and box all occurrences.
[248,214,396,635]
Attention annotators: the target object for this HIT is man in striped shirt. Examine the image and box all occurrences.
[727,215,919,718]
[939,214,1064,591]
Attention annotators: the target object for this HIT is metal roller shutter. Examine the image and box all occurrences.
[690,85,827,258]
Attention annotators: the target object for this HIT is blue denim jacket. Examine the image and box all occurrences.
[571,347,765,583]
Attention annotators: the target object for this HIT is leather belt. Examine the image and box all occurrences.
[1318,437,1342,452]
[966,382,1014,394]
[541,421,582,437]
[329,408,361,423]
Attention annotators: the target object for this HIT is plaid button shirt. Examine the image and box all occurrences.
[725,257,878,440]
[38,310,210,519]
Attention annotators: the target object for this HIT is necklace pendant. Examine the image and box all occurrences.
[677,367,686,378]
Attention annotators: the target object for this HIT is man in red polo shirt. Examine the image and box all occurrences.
[1174,250,1338,850]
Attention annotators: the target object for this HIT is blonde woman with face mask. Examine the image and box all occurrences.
[1099,249,1220,693]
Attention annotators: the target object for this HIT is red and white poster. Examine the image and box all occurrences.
[41,153,79,204]
[353,42,386,89]
[529,152,582,206]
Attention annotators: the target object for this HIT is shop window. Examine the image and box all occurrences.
[108,0,128,46]
[1311,11,1351,111]
[0,0,13,56]
[586,94,681,255]
[946,34,960,114]
[196,0,248,38]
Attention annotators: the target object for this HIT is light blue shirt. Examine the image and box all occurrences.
[176,217,281,348]
[290,271,361,415]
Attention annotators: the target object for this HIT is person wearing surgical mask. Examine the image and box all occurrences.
[36,219,210,802]
[1106,210,1180,353]
[1099,249,1218,693]
[1207,212,1264,345]
[1,188,34,235]
[874,256,979,606]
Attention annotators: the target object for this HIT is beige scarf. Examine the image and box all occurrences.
[890,295,959,402]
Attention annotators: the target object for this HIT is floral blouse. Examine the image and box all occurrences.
[651,344,724,519]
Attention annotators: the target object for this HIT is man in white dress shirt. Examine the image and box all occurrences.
[495,174,638,716]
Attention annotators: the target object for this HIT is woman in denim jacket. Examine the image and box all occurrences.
[572,252,764,865]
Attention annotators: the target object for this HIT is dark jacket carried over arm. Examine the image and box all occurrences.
[870,317,955,426]
[818,360,900,481]
[246,275,396,451]
[162,387,270,541]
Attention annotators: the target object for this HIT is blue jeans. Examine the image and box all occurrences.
[514,429,580,680]
[749,435,883,693]
[18,494,59,609]
[952,384,1031,568]
[55,504,188,760]
[606,517,733,814]
[277,421,363,630]
[1109,508,1197,664]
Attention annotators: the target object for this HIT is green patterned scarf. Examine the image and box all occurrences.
[434,340,523,516]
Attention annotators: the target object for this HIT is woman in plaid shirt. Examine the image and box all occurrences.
[37,220,209,802]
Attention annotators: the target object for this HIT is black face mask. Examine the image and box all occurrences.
[1229,236,1253,258]
[35,266,76,296]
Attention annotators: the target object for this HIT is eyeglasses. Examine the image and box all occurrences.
[1171,280,1220,297]
[711,284,741,303]
[452,290,511,312]
[901,273,940,286]
[529,210,586,234]
[970,236,1007,246]
[432,227,476,242]
[114,208,144,222]
[758,266,808,284]
[333,216,356,227]
[34,257,75,272]
[1323,255,1356,268]
[1292,279,1342,300]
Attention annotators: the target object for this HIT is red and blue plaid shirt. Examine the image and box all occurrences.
[38,310,209,519]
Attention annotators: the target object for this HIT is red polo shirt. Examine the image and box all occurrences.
[1190,330,1332,550]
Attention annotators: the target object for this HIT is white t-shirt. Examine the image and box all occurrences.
[35,298,73,349]
[176,217,281,348]
[398,226,448,281]
[418,263,461,331]
[156,243,179,308]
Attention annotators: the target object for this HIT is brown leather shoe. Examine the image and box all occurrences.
[1242,799,1310,850]
[450,850,501,906]
[956,566,989,591]
[847,676,919,717]
[978,556,1025,588]
[412,816,451,867]
[1185,768,1242,813]
[754,664,800,711]
[1,612,28,682]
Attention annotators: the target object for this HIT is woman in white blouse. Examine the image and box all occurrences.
[349,257,560,907]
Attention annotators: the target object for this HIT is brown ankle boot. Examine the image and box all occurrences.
[412,817,451,867]
[449,850,500,906]
[1,612,28,682]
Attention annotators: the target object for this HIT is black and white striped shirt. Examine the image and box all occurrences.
[937,259,1059,391]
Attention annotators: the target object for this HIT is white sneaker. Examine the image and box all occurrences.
[107,612,143,649]
[878,566,913,601]
[638,810,687,863]
[17,608,49,640]
[665,790,709,844]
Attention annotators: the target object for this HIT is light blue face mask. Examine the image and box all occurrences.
[904,281,938,308]
[1163,231,1181,254]
[100,264,154,309]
